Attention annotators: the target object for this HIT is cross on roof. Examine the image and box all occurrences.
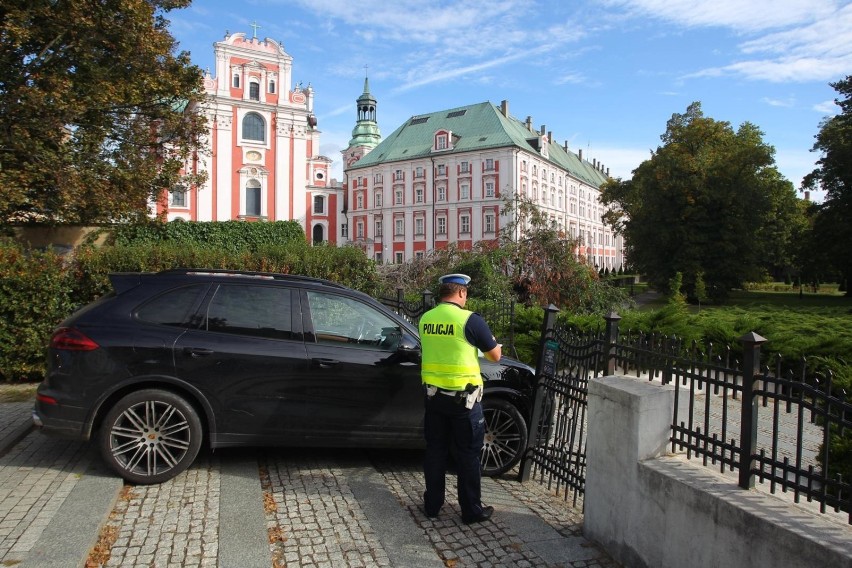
[250,21,261,39]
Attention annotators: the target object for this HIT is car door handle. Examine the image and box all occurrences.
[183,347,214,357]
[312,358,339,368]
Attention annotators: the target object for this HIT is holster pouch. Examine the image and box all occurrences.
[464,385,483,409]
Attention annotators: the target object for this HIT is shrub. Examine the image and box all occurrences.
[0,240,75,381]
[107,220,305,252]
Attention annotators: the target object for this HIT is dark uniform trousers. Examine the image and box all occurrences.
[422,391,486,519]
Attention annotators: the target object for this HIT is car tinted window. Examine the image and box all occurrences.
[206,284,293,340]
[136,284,206,327]
[306,291,401,350]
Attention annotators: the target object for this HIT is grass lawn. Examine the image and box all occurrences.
[0,382,38,402]
[622,284,852,387]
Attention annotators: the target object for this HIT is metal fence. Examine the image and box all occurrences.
[520,306,852,524]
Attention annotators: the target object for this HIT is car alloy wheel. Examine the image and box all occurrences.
[481,398,528,477]
[100,389,202,484]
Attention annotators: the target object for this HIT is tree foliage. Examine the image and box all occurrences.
[0,0,206,225]
[601,102,803,301]
[803,75,852,293]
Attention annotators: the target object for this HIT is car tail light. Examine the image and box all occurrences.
[50,327,99,351]
[36,393,57,405]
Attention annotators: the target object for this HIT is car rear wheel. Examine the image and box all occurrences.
[99,389,202,484]
[481,398,528,477]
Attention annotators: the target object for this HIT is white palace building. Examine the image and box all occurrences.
[341,85,624,270]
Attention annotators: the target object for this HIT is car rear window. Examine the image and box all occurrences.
[205,284,294,340]
[136,284,207,327]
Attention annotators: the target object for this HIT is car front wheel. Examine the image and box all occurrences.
[481,398,528,477]
[99,389,203,484]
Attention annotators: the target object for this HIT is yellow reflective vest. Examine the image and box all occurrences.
[419,302,482,390]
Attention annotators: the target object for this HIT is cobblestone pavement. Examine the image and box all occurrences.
[0,401,619,568]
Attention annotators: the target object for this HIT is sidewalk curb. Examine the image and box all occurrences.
[17,461,122,568]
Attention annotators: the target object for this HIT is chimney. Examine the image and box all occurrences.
[804,190,811,201]
[579,149,583,161]
[525,116,533,131]
[606,167,610,176]
[593,159,597,168]
[563,140,569,152]
[500,100,509,117]
[547,130,553,143]
[540,125,546,136]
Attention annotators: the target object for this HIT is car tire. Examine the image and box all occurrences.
[99,389,203,484]
[481,398,528,477]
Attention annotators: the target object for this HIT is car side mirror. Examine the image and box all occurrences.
[397,333,421,362]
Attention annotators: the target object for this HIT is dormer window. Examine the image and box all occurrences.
[433,130,452,151]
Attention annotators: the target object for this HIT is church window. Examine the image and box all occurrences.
[242,112,265,142]
[245,180,261,216]
[249,82,260,101]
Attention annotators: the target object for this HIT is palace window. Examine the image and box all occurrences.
[460,215,470,234]
[484,213,495,233]
[437,217,447,235]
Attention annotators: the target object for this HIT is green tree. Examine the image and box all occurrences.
[499,194,627,312]
[0,0,206,225]
[803,75,852,294]
[601,102,801,301]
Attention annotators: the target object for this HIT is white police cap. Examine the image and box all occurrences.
[438,273,471,286]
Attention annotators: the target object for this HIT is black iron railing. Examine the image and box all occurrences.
[522,307,852,523]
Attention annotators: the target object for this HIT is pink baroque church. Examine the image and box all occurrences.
[157,30,340,245]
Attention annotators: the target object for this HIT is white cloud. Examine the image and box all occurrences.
[762,97,795,108]
[673,3,852,83]
[599,0,838,32]
[813,100,839,114]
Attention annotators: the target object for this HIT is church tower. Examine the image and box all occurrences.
[343,76,382,167]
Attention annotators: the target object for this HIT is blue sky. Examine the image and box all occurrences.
[167,0,852,200]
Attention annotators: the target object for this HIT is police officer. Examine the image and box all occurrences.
[419,273,502,524]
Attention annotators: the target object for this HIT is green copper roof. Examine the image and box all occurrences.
[348,101,608,188]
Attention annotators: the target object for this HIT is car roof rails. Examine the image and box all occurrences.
[155,268,346,289]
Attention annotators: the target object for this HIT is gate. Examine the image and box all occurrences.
[518,305,611,506]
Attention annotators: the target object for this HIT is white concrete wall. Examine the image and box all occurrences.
[585,375,852,568]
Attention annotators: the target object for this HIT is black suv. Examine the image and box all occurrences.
[33,269,537,484]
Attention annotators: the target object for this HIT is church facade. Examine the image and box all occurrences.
[157,31,340,244]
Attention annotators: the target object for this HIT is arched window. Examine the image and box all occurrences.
[246,179,261,216]
[312,224,324,244]
[249,81,260,101]
[233,74,240,88]
[269,79,276,94]
[242,113,265,142]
